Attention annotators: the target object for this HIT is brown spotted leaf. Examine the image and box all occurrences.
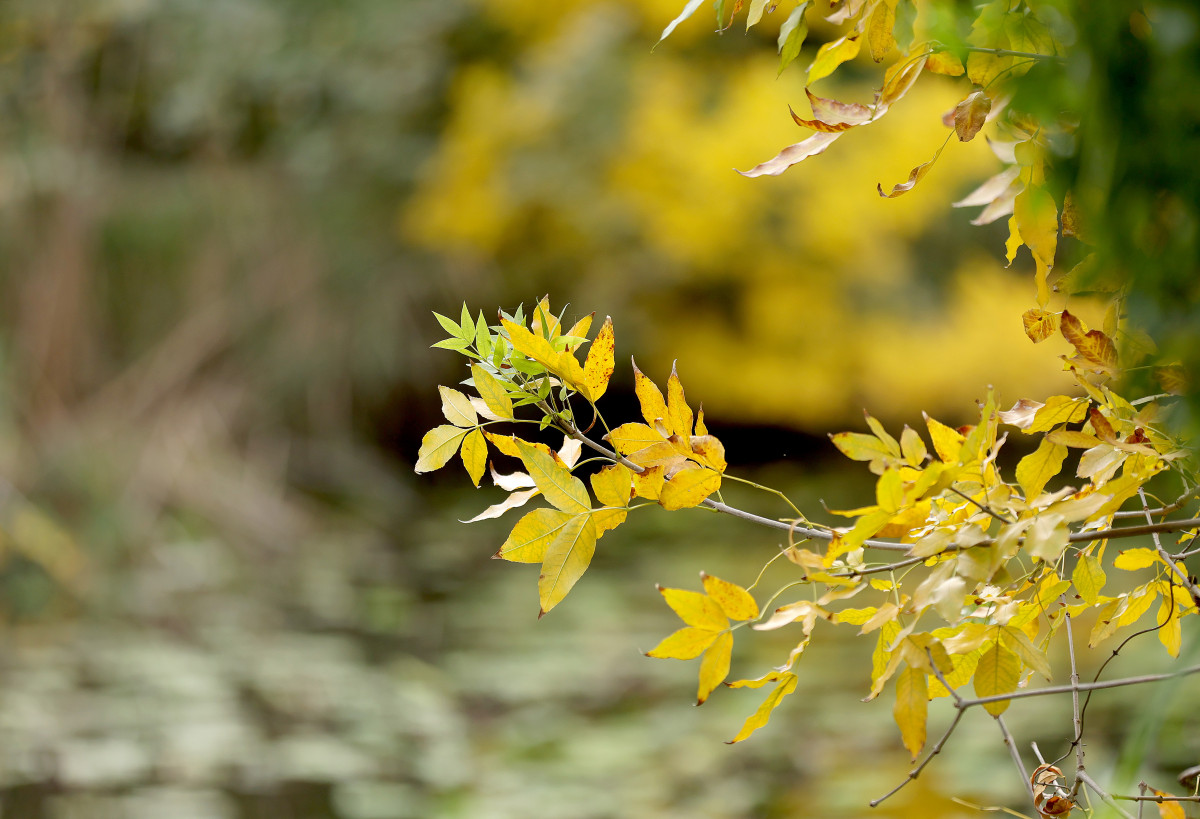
[953,90,991,142]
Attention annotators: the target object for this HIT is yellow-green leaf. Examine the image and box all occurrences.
[646,626,720,660]
[1000,626,1052,680]
[439,386,478,427]
[894,666,928,760]
[829,431,896,463]
[900,426,927,466]
[697,630,733,704]
[415,425,469,473]
[496,508,575,563]
[582,316,615,402]
[974,642,1019,716]
[702,573,760,621]
[515,440,590,514]
[1016,437,1067,501]
[660,468,722,511]
[927,50,964,76]
[867,0,896,61]
[471,364,514,420]
[924,413,965,463]
[1072,554,1106,605]
[808,34,861,85]
[727,673,798,743]
[1028,396,1089,433]
[660,586,730,630]
[590,464,633,508]
[1014,183,1058,305]
[461,428,487,487]
[538,513,598,615]
[666,363,694,438]
[1113,548,1159,571]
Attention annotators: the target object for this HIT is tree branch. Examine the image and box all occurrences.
[995,714,1035,801]
[1140,489,1200,607]
[1077,770,1136,819]
[956,665,1200,710]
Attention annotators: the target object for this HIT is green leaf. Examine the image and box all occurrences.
[431,337,473,352]
[538,513,598,615]
[777,2,810,74]
[414,425,468,473]
[433,310,467,339]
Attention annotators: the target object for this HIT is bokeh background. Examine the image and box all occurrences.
[0,1,1196,817]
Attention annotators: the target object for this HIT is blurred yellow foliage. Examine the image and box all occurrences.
[405,0,1078,430]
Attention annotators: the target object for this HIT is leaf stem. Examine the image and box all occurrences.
[962,45,1064,62]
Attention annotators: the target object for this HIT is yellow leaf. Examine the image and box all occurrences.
[1158,596,1181,657]
[688,434,727,473]
[590,507,627,538]
[1045,428,1101,448]
[894,666,928,760]
[727,673,798,743]
[606,422,666,457]
[660,586,731,630]
[900,426,927,466]
[1022,309,1060,344]
[697,630,733,704]
[590,464,632,509]
[632,464,666,500]
[659,468,722,511]
[1148,789,1186,819]
[702,573,760,621]
[1000,626,1052,680]
[460,428,487,487]
[867,0,896,61]
[1060,309,1118,374]
[829,431,897,463]
[694,407,709,436]
[1071,554,1106,605]
[414,425,469,473]
[632,358,669,427]
[1113,548,1160,571]
[502,318,585,389]
[1028,396,1090,433]
[875,468,904,513]
[538,513,598,615]
[878,144,946,198]
[871,620,903,695]
[974,642,1020,715]
[564,312,594,342]
[924,413,964,463]
[582,316,615,402]
[646,626,720,660]
[927,50,964,76]
[808,34,861,85]
[471,364,514,420]
[515,440,590,514]
[666,363,694,438]
[439,386,478,427]
[1016,437,1067,501]
[737,130,843,178]
[1015,184,1058,292]
[496,508,575,563]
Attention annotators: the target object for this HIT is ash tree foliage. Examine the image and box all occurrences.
[417,0,1200,815]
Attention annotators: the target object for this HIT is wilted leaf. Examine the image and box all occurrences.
[727,673,798,743]
[894,666,928,759]
[1022,309,1060,343]
[660,468,722,510]
[737,131,843,177]
[1060,309,1118,374]
[867,0,897,61]
[415,425,469,473]
[702,572,760,620]
[582,316,615,401]
[878,143,946,198]
[974,641,1019,715]
[656,0,706,44]
[464,487,540,523]
[954,90,991,141]
[697,630,734,704]
[632,464,666,499]
[538,513,598,615]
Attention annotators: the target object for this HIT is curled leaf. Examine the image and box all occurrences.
[953,90,991,141]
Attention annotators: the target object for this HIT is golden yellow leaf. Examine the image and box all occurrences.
[894,666,928,760]
[688,434,727,472]
[871,620,903,697]
[564,312,594,343]
[1071,554,1106,605]
[502,318,586,389]
[415,425,469,473]
[515,440,590,514]
[900,425,927,466]
[1022,308,1060,343]
[727,672,798,744]
[875,468,904,513]
[694,407,709,436]
[1045,429,1101,448]
[646,626,720,660]
[1060,309,1118,374]
[1028,396,1090,433]
[496,508,575,563]
[538,513,598,616]
[974,642,1020,715]
[697,630,734,704]
[439,386,479,428]
[632,464,666,500]
[659,468,722,511]
[924,413,964,463]
[461,428,487,487]
[1158,597,1181,657]
[631,358,668,427]
[660,586,730,630]
[1000,626,1052,680]
[471,364,514,420]
[1113,548,1160,570]
[606,422,666,457]
[666,363,694,438]
[702,573,760,621]
[927,50,964,76]
[879,52,926,106]
[867,0,896,61]
[590,507,627,537]
[808,34,861,84]
[590,464,632,508]
[829,431,897,463]
[582,316,615,402]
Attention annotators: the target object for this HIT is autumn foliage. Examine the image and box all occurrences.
[416,0,1200,815]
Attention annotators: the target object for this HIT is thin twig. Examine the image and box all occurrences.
[1077,770,1136,819]
[996,714,1035,801]
[1113,485,1200,519]
[956,664,1200,709]
[962,45,1064,62]
[1064,605,1087,798]
[1141,489,1200,606]
[1113,793,1200,803]
[948,485,1015,525]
